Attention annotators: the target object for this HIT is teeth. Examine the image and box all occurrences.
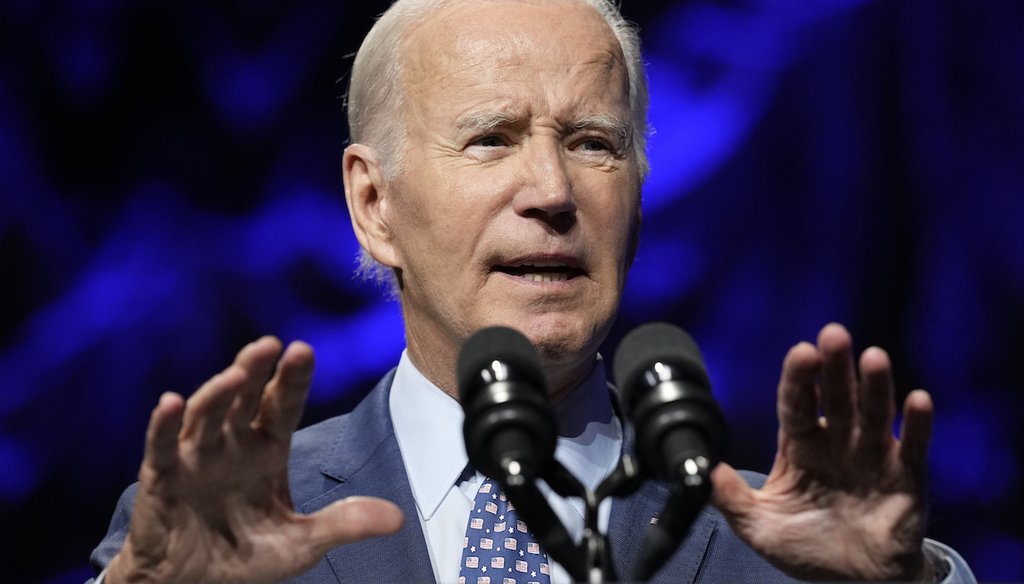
[523,272,569,282]
[519,261,568,268]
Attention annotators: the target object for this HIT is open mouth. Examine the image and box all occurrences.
[493,261,584,283]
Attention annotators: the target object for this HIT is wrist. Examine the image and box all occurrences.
[106,552,144,584]
[917,544,952,583]
[105,548,165,584]
[914,553,936,583]
[104,553,131,584]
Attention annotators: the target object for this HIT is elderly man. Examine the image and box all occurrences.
[90,0,975,582]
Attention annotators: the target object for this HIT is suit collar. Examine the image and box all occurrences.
[316,369,397,483]
[300,370,436,583]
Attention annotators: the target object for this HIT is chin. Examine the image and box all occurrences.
[516,312,610,368]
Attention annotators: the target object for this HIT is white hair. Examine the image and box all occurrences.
[346,0,649,290]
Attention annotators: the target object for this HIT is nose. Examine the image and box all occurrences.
[513,139,576,233]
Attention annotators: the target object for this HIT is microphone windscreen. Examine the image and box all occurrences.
[613,322,709,395]
[457,326,545,400]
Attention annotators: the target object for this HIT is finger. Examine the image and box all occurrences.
[899,389,934,471]
[777,341,822,437]
[226,336,284,430]
[710,462,756,523]
[307,497,404,553]
[254,341,315,441]
[857,347,896,455]
[817,323,858,441]
[180,365,245,448]
[142,392,185,476]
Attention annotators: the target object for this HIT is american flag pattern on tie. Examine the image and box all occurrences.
[459,477,551,584]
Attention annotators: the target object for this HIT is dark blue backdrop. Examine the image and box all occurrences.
[1,1,1021,582]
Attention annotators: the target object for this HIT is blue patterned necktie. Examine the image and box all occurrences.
[459,477,552,584]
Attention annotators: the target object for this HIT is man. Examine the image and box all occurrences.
[90,0,975,582]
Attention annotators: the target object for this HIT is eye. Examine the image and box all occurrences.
[473,134,508,148]
[571,136,618,156]
[576,138,611,152]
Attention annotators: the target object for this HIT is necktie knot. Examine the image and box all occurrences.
[459,477,552,584]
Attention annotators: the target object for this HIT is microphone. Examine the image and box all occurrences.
[613,322,728,581]
[458,326,556,484]
[613,321,727,482]
[458,327,586,579]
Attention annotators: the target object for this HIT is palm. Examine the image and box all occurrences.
[108,338,402,584]
[712,324,933,581]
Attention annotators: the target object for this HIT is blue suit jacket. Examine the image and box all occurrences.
[90,371,800,583]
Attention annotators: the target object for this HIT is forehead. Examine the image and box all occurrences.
[401,0,627,119]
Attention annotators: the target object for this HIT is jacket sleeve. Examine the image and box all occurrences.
[86,483,138,582]
[925,538,977,584]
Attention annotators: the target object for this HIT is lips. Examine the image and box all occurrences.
[492,258,585,283]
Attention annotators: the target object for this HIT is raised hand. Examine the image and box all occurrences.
[105,337,403,584]
[711,323,935,581]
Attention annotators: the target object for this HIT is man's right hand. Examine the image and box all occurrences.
[105,337,403,584]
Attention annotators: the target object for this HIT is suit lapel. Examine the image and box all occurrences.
[609,481,717,584]
[608,418,717,584]
[299,372,436,583]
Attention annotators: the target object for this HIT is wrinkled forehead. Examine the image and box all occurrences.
[400,0,627,105]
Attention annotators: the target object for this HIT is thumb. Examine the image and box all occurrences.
[306,496,404,552]
[710,462,755,522]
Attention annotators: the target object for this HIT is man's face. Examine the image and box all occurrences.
[378,0,641,394]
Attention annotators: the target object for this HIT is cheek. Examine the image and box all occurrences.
[390,179,492,276]
[590,183,640,255]
[419,168,515,248]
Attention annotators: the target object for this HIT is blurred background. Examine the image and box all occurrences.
[1,0,1021,581]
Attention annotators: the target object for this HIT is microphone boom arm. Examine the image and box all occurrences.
[498,460,588,581]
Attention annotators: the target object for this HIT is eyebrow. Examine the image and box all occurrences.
[454,110,630,141]
[569,113,630,142]
[455,111,519,135]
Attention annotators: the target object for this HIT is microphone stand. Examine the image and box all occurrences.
[499,460,584,579]
[629,456,712,582]
[500,452,711,583]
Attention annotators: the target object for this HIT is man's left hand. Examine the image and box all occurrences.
[711,323,935,581]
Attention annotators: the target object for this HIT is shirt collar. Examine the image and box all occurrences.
[389,350,623,519]
[390,351,468,521]
[551,354,623,493]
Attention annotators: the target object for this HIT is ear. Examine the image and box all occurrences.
[342,143,402,269]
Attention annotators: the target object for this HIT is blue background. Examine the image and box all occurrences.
[1,0,1021,581]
